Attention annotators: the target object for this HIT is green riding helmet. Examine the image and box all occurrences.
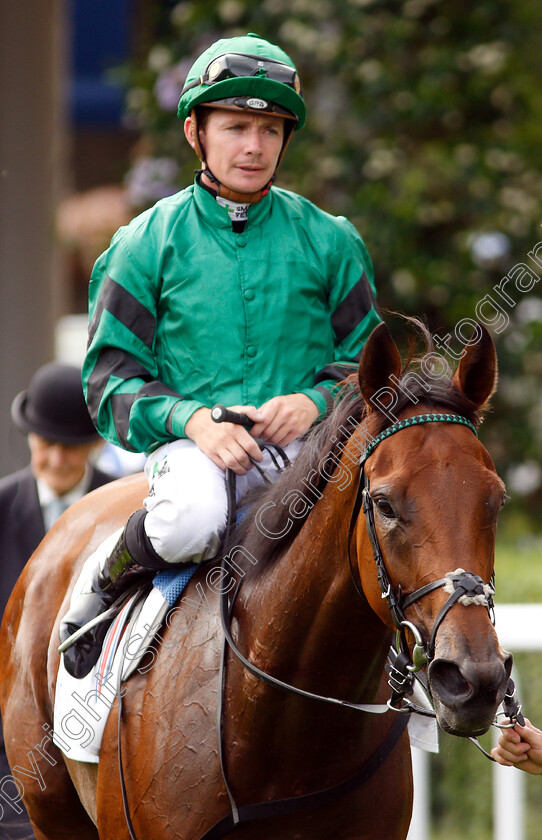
[177,33,306,130]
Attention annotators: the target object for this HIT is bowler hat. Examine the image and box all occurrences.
[11,362,100,445]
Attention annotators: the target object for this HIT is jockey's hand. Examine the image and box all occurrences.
[250,393,319,447]
[491,718,542,775]
[185,405,264,475]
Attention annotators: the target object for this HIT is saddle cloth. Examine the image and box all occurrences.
[53,539,198,764]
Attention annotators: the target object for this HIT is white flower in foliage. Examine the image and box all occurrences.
[154,61,192,112]
[507,462,542,496]
[469,231,510,266]
[125,157,179,208]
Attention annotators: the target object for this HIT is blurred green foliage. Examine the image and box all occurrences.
[119,0,542,529]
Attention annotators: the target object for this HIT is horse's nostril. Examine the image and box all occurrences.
[461,659,510,702]
[428,659,473,707]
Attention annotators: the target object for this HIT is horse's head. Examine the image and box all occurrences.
[355,321,512,737]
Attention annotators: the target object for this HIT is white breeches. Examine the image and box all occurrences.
[143,438,301,564]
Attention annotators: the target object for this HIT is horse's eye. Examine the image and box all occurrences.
[374,497,396,518]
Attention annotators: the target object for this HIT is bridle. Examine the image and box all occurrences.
[350,412,523,743]
[351,412,497,705]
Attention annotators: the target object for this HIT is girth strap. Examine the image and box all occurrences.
[198,712,409,840]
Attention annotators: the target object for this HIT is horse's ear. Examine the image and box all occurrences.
[358,322,402,405]
[453,323,498,408]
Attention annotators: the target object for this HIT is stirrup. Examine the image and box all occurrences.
[58,606,120,653]
[58,525,142,676]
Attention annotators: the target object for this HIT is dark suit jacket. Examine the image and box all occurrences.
[0,464,114,619]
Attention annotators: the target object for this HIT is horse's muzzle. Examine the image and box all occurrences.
[427,650,513,736]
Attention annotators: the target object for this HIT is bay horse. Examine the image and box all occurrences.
[0,321,513,840]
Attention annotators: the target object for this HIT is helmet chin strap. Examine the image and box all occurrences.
[191,108,293,204]
[197,164,274,204]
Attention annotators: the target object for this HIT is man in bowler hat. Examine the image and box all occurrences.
[0,362,114,839]
[0,361,114,616]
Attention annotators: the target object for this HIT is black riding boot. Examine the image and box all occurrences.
[59,510,167,679]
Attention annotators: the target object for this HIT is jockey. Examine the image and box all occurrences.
[60,33,381,678]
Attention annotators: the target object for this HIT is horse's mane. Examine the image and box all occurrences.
[225,317,484,571]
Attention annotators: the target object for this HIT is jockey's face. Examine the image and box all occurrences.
[28,433,100,496]
[185,109,285,195]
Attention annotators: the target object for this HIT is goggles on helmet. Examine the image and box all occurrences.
[181,52,303,96]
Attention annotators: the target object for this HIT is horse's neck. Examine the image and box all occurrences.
[237,470,389,705]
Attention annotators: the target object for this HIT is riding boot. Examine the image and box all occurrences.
[59,509,167,679]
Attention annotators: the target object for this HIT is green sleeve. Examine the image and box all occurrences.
[82,228,195,453]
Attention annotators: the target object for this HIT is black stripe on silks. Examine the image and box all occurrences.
[110,383,184,450]
[86,347,153,426]
[331,272,377,345]
[137,381,184,401]
[110,393,138,450]
[314,362,359,385]
[165,404,179,436]
[88,275,156,349]
[314,385,334,411]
